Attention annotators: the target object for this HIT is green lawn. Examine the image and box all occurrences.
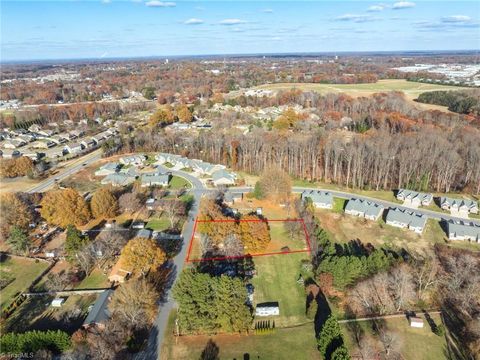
[169,175,192,189]
[251,253,310,327]
[161,310,321,360]
[0,256,50,309]
[76,268,110,289]
[332,197,346,213]
[146,217,170,231]
[341,314,447,360]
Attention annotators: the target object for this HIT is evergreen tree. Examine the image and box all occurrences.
[7,226,31,255]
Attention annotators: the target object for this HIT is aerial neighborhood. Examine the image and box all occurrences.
[1,18,480,360]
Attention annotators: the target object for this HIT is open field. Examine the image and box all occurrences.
[253,79,471,102]
[161,310,321,360]
[76,268,110,289]
[251,252,310,327]
[316,209,447,255]
[341,313,447,360]
[0,256,50,309]
[0,177,40,194]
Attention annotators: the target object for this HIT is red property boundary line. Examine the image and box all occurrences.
[185,218,312,263]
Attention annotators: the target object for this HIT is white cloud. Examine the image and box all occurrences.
[219,19,247,25]
[184,18,204,25]
[392,2,415,10]
[441,15,472,23]
[262,8,274,13]
[335,14,376,23]
[367,4,386,12]
[145,1,176,7]
[101,0,111,4]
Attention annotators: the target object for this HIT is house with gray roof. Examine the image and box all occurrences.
[447,220,480,242]
[440,197,478,215]
[119,154,146,166]
[63,142,84,154]
[82,289,114,329]
[345,199,384,221]
[101,173,136,187]
[386,208,427,234]
[301,190,333,209]
[212,169,237,186]
[95,162,120,177]
[396,189,433,207]
[140,172,171,187]
[224,192,243,205]
[0,149,21,158]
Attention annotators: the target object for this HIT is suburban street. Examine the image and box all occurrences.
[135,166,206,360]
[27,149,103,193]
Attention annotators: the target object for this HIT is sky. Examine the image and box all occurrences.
[1,0,479,61]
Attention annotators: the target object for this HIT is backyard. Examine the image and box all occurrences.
[0,256,50,309]
[341,313,448,360]
[161,310,321,360]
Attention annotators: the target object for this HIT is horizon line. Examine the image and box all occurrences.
[1,49,479,66]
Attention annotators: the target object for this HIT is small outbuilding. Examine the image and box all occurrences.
[51,298,65,308]
[409,317,424,328]
[255,302,280,317]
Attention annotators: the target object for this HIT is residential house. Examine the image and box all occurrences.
[80,138,96,149]
[37,129,55,137]
[212,169,236,186]
[95,162,120,177]
[82,289,114,329]
[345,199,384,221]
[224,192,243,206]
[447,220,480,242]
[22,150,40,161]
[440,197,478,215]
[385,208,427,233]
[255,302,280,317]
[301,190,334,209]
[0,149,21,158]
[63,142,84,154]
[101,173,136,187]
[119,154,147,166]
[50,134,68,145]
[140,171,171,187]
[31,139,56,149]
[3,139,26,149]
[146,198,159,211]
[396,189,433,207]
[28,124,41,133]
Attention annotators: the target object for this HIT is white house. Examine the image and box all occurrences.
[64,142,84,154]
[212,169,236,186]
[140,172,171,187]
[95,162,120,177]
[447,220,480,242]
[440,197,478,216]
[396,189,433,208]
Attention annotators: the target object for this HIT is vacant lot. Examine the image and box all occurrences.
[254,79,470,101]
[251,252,310,327]
[0,256,50,309]
[341,313,447,360]
[316,209,446,255]
[161,310,321,360]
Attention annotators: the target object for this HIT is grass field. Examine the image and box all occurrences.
[161,310,321,360]
[253,79,471,102]
[0,256,50,309]
[251,253,310,327]
[341,314,447,360]
[76,268,110,289]
[146,216,170,231]
[169,175,192,189]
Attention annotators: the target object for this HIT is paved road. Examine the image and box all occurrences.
[27,149,103,193]
[135,166,206,360]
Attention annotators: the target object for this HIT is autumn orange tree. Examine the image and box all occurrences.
[238,215,271,252]
[121,238,166,276]
[0,157,34,178]
[149,105,175,127]
[0,193,32,240]
[40,188,91,227]
[175,104,193,123]
[273,107,302,130]
[90,187,118,219]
